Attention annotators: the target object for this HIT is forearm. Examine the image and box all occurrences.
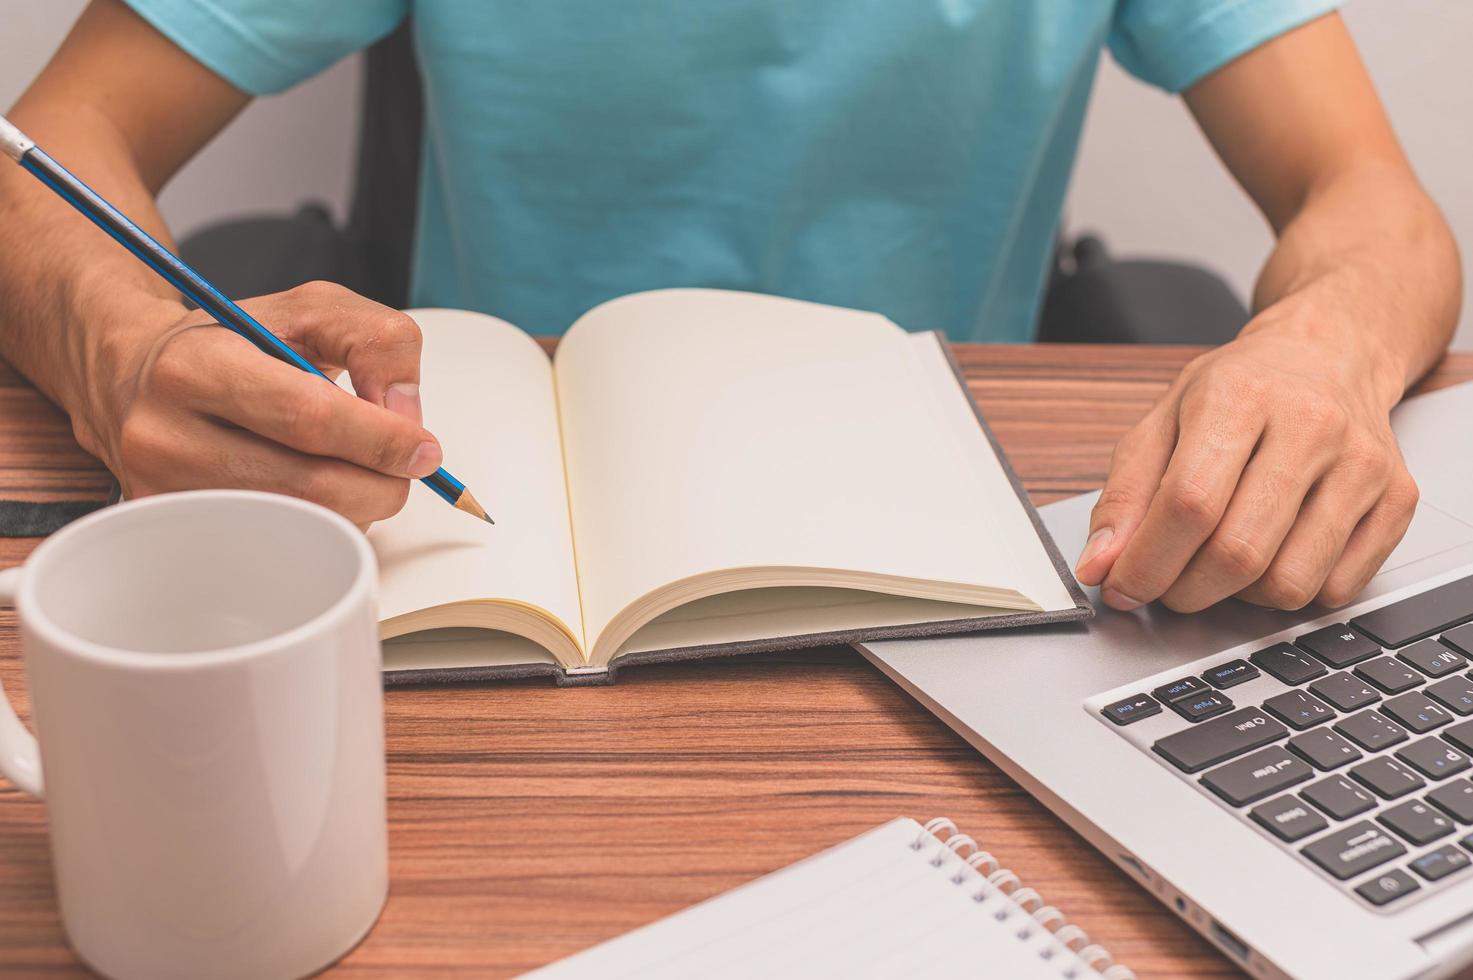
[1246,160,1462,408]
[0,95,186,435]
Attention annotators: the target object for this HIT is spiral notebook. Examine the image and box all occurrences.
[526,816,1134,979]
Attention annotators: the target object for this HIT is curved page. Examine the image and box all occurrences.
[364,310,584,657]
[553,289,1073,662]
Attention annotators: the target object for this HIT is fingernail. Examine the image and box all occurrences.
[1101,586,1144,612]
[1075,527,1114,575]
[408,440,442,478]
[385,383,422,425]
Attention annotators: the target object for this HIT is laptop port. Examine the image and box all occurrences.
[1210,920,1250,962]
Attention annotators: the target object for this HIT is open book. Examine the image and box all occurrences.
[367,289,1089,684]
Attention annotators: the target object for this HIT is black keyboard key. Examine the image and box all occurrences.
[1249,795,1328,842]
[1335,710,1409,751]
[1102,693,1162,726]
[1202,659,1258,689]
[1302,821,1407,880]
[1383,692,1453,733]
[1351,575,1473,648]
[1379,799,1456,845]
[1355,868,1420,906]
[1351,757,1427,800]
[1263,690,1335,730]
[1201,746,1313,807]
[1288,728,1362,771]
[1444,720,1473,755]
[1303,774,1378,819]
[1153,708,1288,773]
[1153,676,1211,703]
[1428,780,1473,823]
[1426,676,1473,715]
[1443,622,1473,657]
[1355,657,1423,695]
[1298,623,1381,669]
[1309,673,1381,713]
[1250,643,1326,685]
[1396,737,1471,780]
[1171,690,1234,722]
[1397,638,1467,678]
[1409,844,1471,881]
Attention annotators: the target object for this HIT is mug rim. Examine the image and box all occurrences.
[15,490,376,671]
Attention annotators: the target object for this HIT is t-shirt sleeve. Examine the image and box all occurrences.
[1108,0,1342,94]
[121,0,408,95]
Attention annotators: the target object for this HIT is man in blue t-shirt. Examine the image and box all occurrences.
[0,1,1459,612]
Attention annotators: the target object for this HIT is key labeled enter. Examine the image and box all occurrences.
[1201,746,1312,806]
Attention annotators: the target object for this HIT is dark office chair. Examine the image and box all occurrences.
[179,21,423,309]
[179,21,1249,346]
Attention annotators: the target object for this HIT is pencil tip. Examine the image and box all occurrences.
[452,488,493,525]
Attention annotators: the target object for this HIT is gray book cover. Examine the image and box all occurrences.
[384,334,1092,687]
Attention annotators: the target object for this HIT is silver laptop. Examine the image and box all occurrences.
[859,380,1473,979]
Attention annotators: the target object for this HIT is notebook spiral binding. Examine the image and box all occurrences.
[913,817,1135,980]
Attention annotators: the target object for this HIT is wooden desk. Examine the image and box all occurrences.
[2,344,1471,977]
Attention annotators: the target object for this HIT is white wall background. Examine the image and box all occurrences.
[1069,1,1473,348]
[4,2,1470,346]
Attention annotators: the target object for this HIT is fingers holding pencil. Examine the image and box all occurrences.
[147,316,444,480]
[0,115,490,523]
[81,291,442,528]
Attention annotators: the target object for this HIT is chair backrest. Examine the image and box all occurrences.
[344,20,425,309]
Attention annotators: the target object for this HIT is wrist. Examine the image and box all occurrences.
[62,284,187,458]
[1238,277,1411,414]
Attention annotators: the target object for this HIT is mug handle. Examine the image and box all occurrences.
[0,567,43,797]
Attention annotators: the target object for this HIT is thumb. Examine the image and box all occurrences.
[244,282,426,425]
[1077,411,1175,586]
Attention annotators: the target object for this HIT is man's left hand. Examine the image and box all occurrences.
[1074,304,1419,613]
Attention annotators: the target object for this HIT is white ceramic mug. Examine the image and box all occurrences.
[0,490,388,979]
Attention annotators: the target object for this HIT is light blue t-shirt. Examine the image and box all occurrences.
[126,0,1335,340]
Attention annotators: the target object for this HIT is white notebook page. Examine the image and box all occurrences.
[526,818,1117,979]
[364,311,584,646]
[554,290,1077,658]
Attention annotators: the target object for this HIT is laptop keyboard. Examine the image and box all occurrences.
[1092,572,1473,911]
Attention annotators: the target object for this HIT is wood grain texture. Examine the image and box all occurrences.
[2,344,1471,978]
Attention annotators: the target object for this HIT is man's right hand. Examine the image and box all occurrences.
[71,281,442,527]
[1,5,442,527]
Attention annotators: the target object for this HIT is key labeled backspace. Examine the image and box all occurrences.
[1302,821,1407,880]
